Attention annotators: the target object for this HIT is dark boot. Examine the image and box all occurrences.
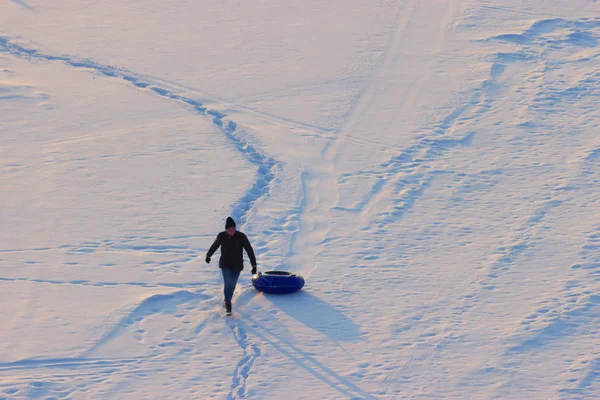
[225,301,232,314]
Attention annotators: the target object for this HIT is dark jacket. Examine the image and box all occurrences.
[207,231,256,272]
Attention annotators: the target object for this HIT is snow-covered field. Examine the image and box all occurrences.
[1,1,600,399]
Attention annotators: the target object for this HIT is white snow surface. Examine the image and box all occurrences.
[1,0,600,399]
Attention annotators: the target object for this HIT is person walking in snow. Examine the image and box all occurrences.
[206,217,257,314]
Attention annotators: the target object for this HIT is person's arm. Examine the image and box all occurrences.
[242,234,257,268]
[206,234,222,263]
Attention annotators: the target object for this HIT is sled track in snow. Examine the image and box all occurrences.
[331,0,474,230]
[0,36,281,229]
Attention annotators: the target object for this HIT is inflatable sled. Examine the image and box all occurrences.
[252,271,305,294]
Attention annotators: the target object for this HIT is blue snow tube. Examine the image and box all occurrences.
[252,271,305,294]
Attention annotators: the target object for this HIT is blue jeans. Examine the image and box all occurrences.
[221,268,240,303]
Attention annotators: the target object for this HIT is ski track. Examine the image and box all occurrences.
[281,0,420,275]
[0,276,210,289]
[324,0,418,162]
[0,240,216,289]
[10,0,36,13]
[334,0,470,231]
[0,356,143,373]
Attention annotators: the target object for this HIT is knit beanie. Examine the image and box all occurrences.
[225,217,236,229]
